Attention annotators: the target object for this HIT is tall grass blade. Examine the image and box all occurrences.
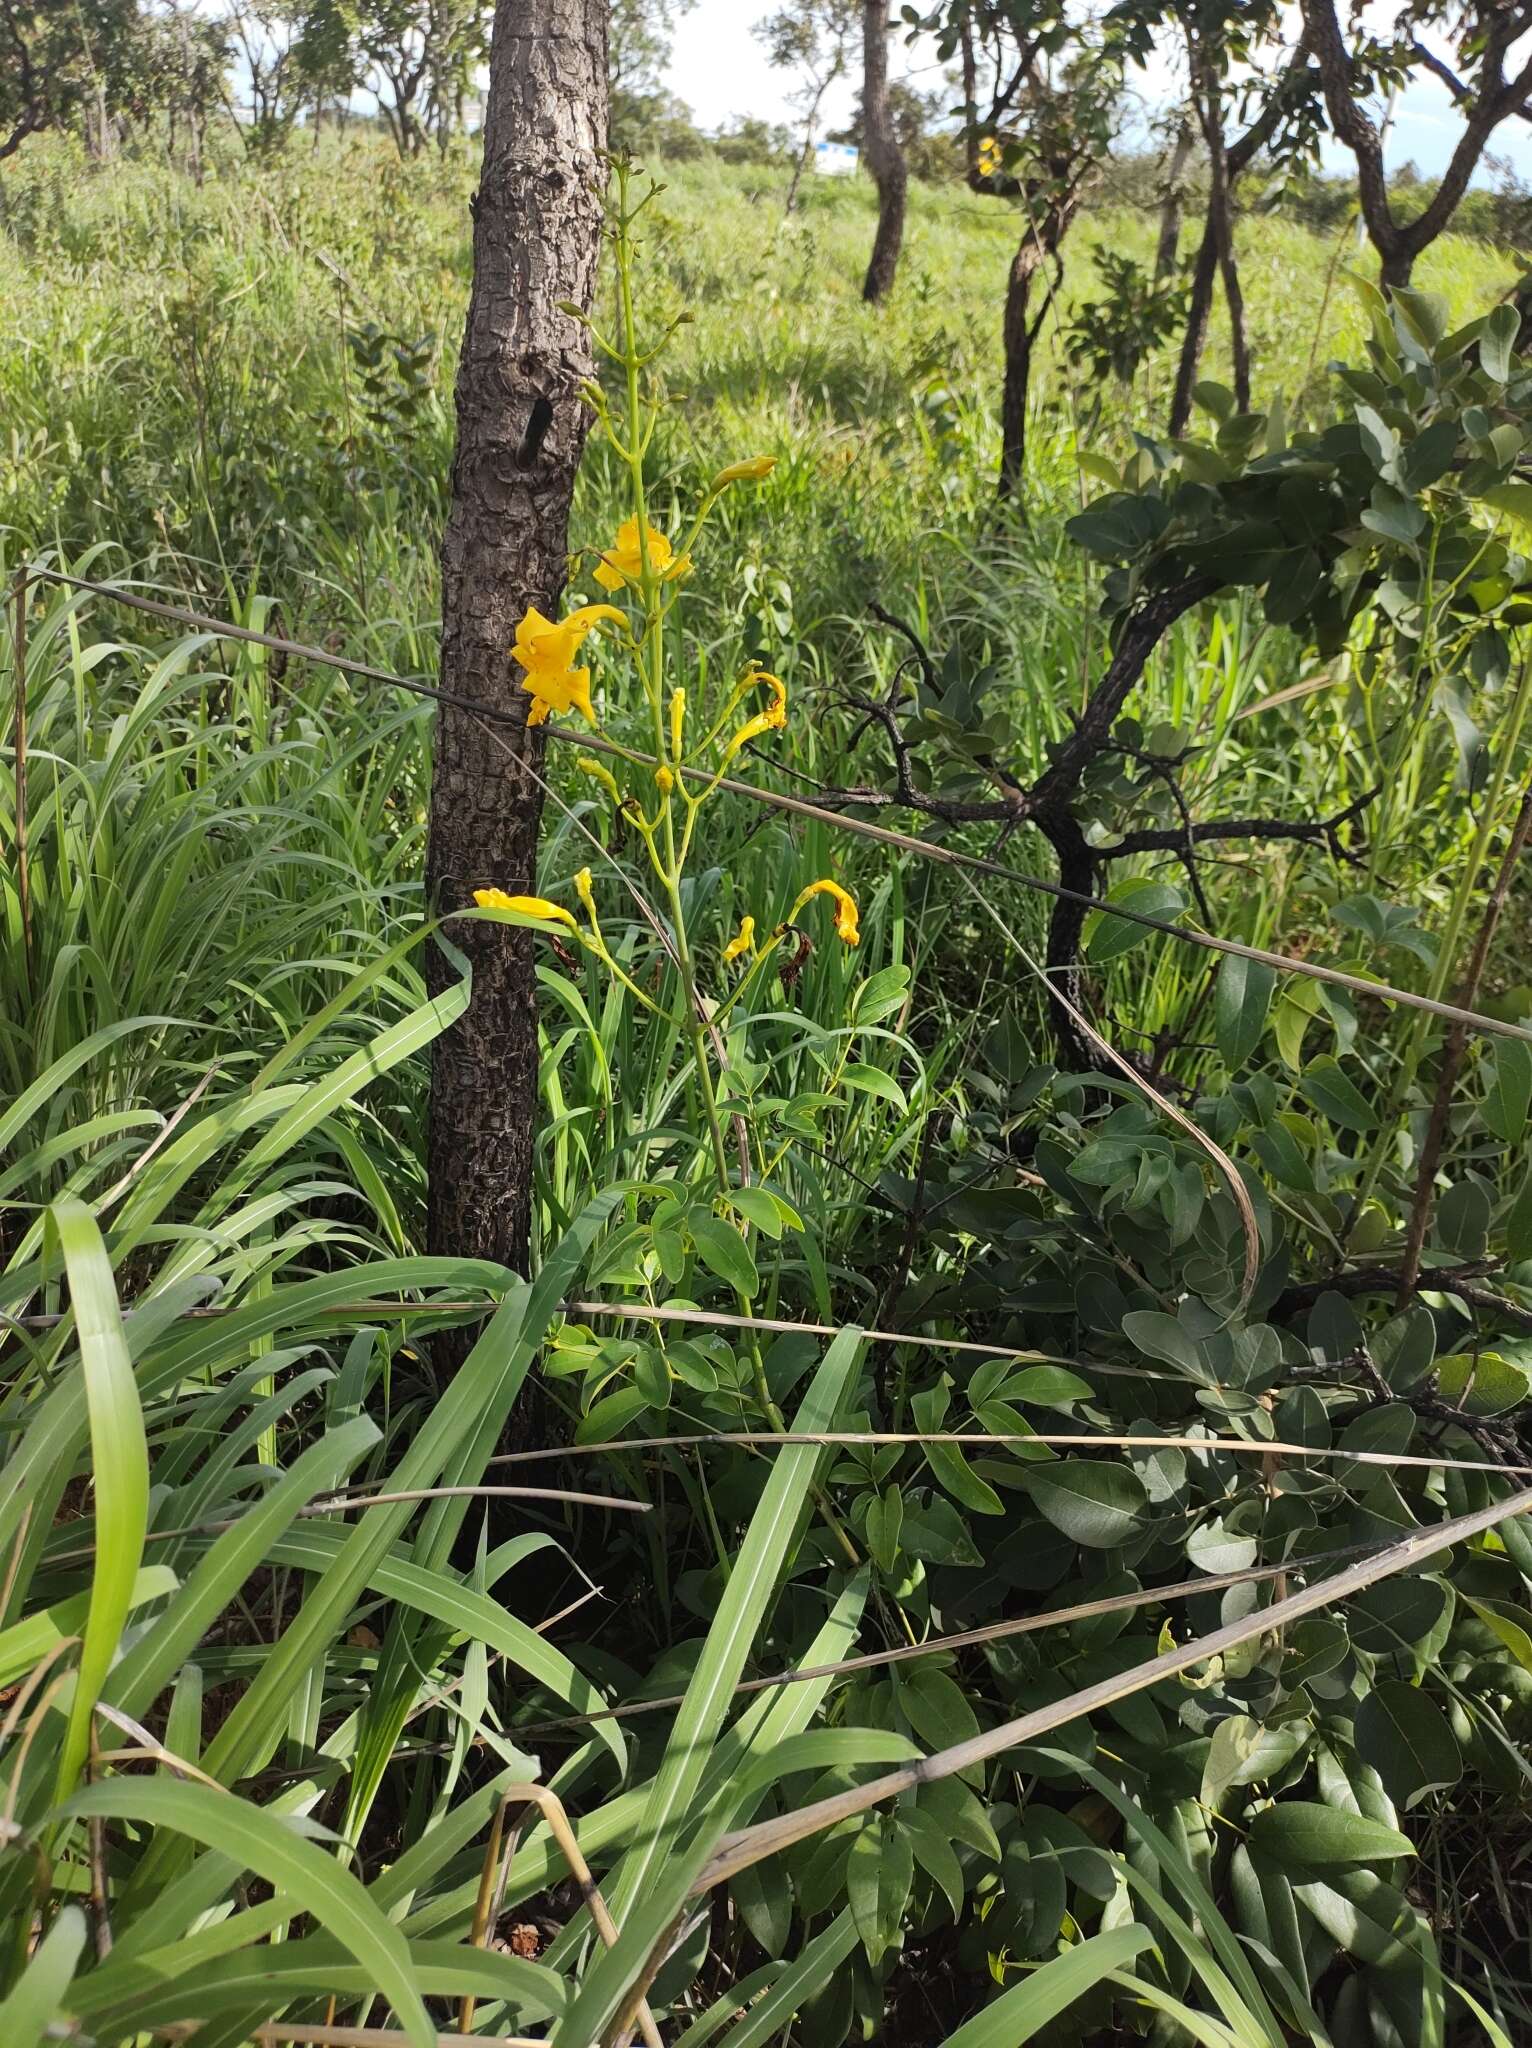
[44,1197,148,1800]
[59,1779,436,2048]
[940,1929,1158,2047]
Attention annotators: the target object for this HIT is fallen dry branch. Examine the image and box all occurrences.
[691,1479,1532,1890]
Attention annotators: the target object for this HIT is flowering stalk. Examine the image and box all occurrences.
[607,163,736,1197]
[469,156,861,1450]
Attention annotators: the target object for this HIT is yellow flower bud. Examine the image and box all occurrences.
[711,456,777,489]
[655,763,676,794]
[669,687,686,762]
[577,756,622,804]
[575,867,596,921]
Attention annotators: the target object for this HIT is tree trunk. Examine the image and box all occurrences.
[1378,244,1414,292]
[1167,217,1218,437]
[785,65,838,215]
[426,0,608,1283]
[1154,112,1195,281]
[998,235,1043,498]
[1202,113,1249,413]
[860,1,906,304]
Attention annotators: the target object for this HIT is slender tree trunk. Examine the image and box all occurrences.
[1202,109,1249,413]
[426,0,608,1282]
[785,65,838,214]
[860,1,906,304]
[1154,112,1195,281]
[998,235,1043,498]
[1167,218,1217,438]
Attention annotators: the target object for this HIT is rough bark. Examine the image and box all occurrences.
[1200,93,1249,413]
[1168,218,1219,438]
[998,237,1042,498]
[1302,0,1532,291]
[860,1,906,304]
[426,0,608,1281]
[997,203,1075,500]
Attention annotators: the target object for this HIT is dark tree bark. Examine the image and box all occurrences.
[860,1,906,304]
[1302,0,1532,292]
[426,0,608,1280]
[1167,32,1311,438]
[998,238,1043,498]
[1153,111,1195,281]
[1168,218,1219,438]
[997,205,1074,499]
[1199,84,1249,413]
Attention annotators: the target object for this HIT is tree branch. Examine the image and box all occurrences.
[1109,790,1375,860]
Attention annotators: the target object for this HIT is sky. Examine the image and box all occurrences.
[664,2,1532,185]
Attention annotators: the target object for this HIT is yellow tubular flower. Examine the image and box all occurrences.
[749,668,788,730]
[723,914,756,963]
[594,517,692,591]
[670,687,686,760]
[722,708,775,764]
[512,603,624,727]
[473,888,577,930]
[791,879,860,947]
[711,456,777,489]
[721,669,788,764]
[575,867,597,921]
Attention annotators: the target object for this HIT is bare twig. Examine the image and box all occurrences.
[154,2028,547,2048]
[689,1480,1532,1893]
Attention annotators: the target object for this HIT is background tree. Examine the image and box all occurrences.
[123,5,230,180]
[1114,1,1321,437]
[1152,104,1196,281]
[929,0,1125,497]
[860,1,907,302]
[224,0,313,152]
[290,0,362,138]
[338,0,488,156]
[1303,0,1532,290]
[609,0,696,147]
[0,0,142,162]
[758,0,861,214]
[425,0,608,1282]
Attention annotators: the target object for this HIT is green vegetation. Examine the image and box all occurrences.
[6,124,1532,2048]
